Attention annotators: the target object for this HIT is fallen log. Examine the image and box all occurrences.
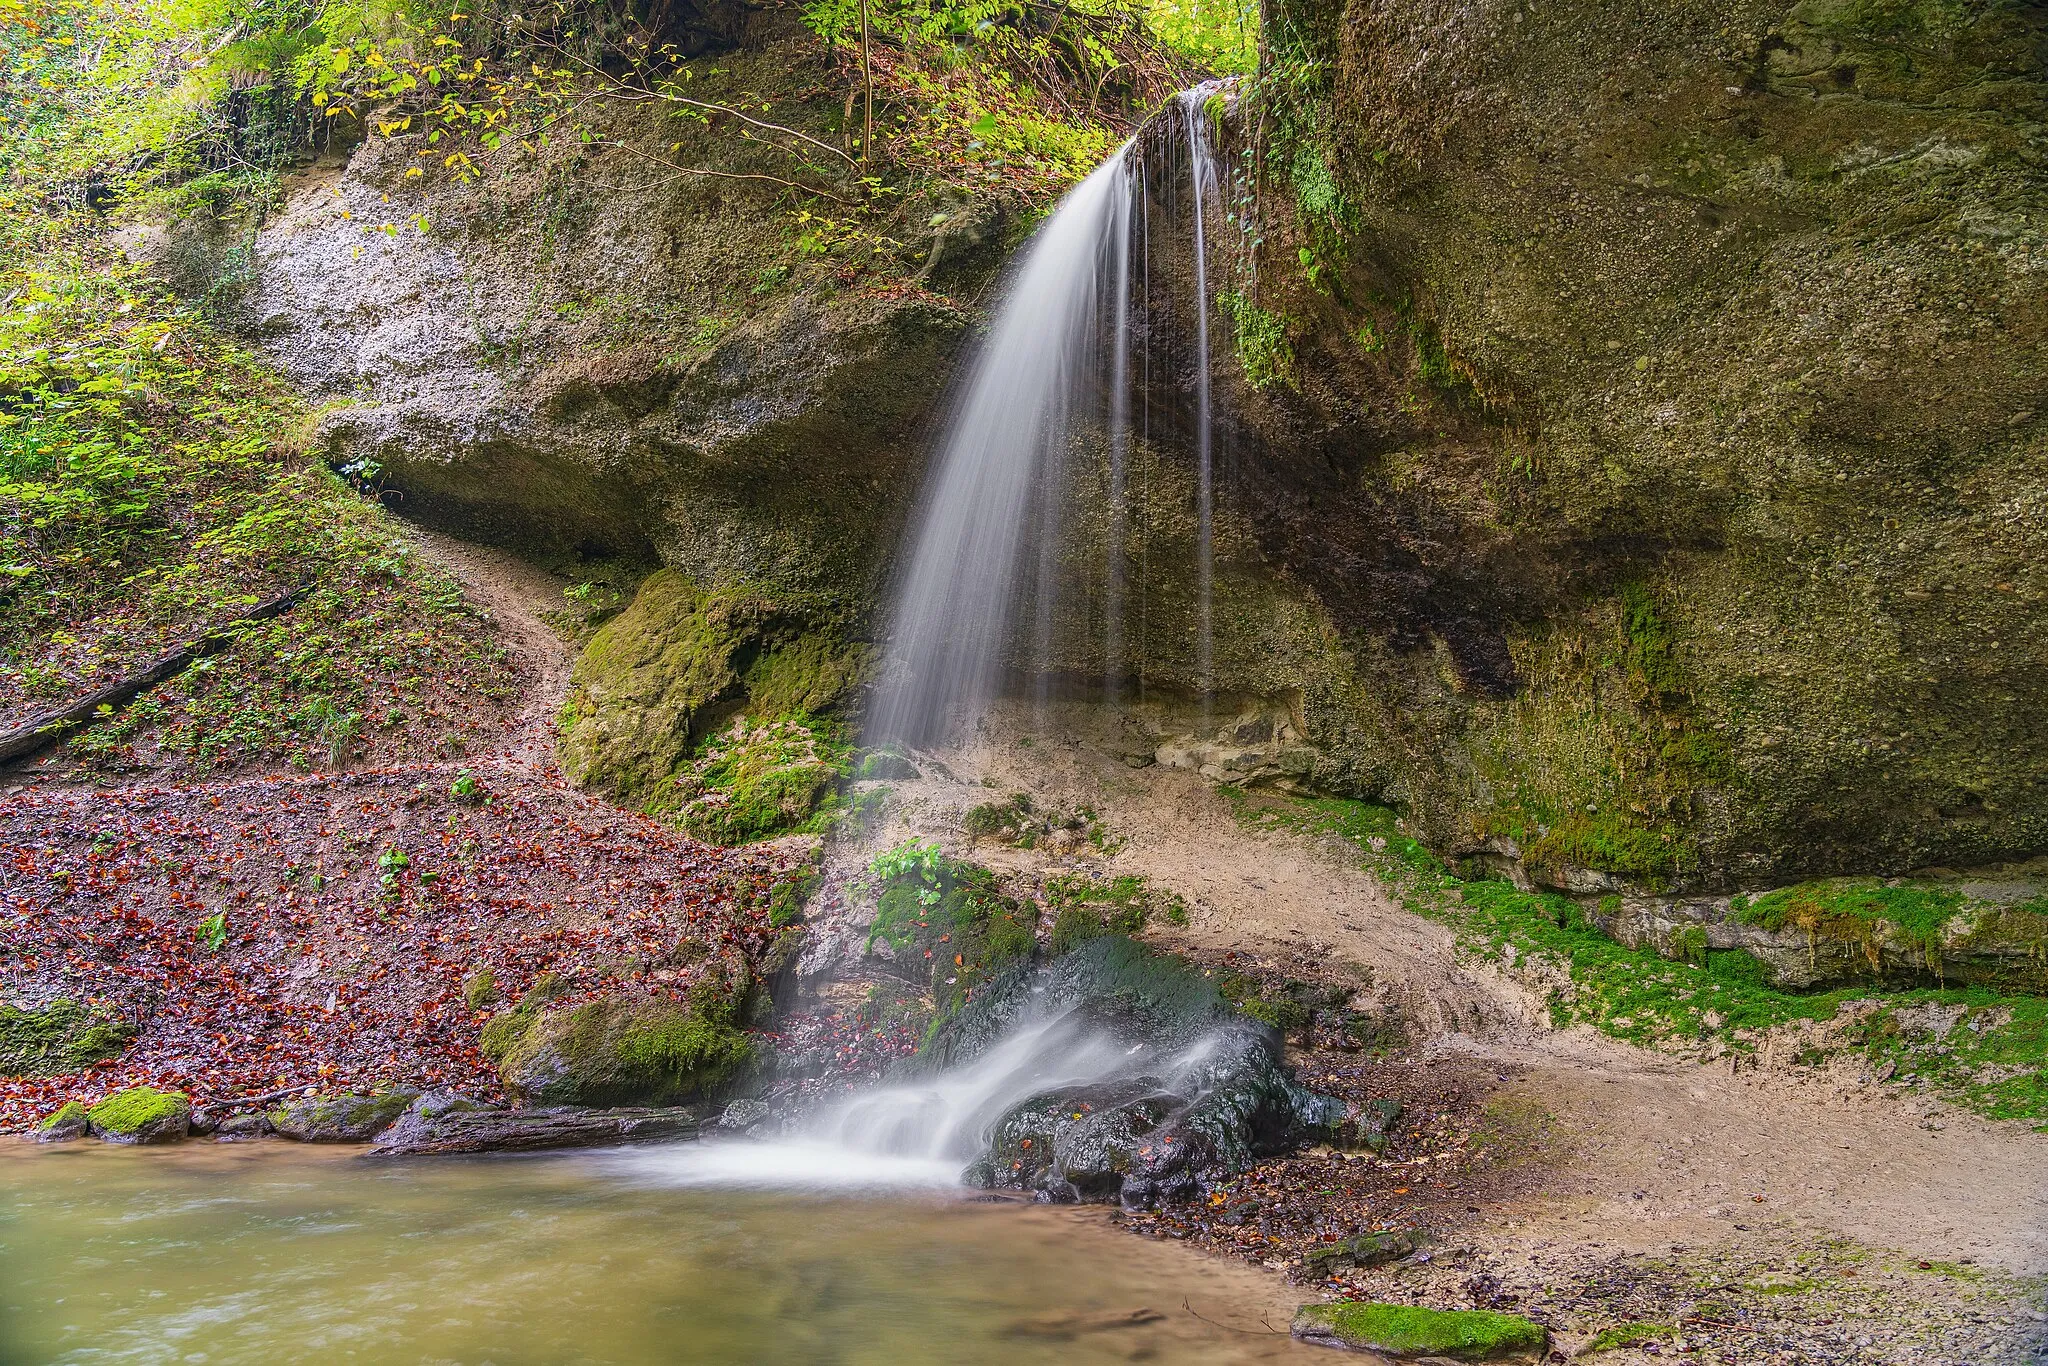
[369,1092,702,1156]
[0,583,306,768]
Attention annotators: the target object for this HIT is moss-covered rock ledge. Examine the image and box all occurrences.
[1291,1301,1548,1359]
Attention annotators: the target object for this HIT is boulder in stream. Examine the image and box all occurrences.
[934,936,1345,1205]
[85,1087,190,1145]
[270,1090,421,1143]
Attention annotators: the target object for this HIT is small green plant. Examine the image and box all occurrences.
[377,846,410,893]
[870,839,948,906]
[449,770,482,804]
[1219,289,1297,390]
[196,909,228,952]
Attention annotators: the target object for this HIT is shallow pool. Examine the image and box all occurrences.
[0,1141,1306,1365]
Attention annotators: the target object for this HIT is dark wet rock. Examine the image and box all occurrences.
[86,1086,190,1145]
[212,1112,274,1142]
[933,936,1344,1205]
[1303,1228,1423,1275]
[269,1090,420,1143]
[368,1090,700,1156]
[716,1098,770,1131]
[28,1101,88,1143]
[1291,1302,1547,1359]
[998,1306,1166,1339]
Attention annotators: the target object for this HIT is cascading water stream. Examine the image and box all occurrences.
[612,1003,1230,1193]
[869,83,1232,745]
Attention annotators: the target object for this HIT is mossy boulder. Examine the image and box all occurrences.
[667,717,844,845]
[487,992,755,1108]
[557,570,865,817]
[30,1101,90,1144]
[1291,1302,1547,1359]
[0,1000,137,1077]
[269,1090,421,1143]
[86,1087,191,1145]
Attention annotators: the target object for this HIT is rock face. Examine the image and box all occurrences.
[239,0,2047,891]
[934,936,1345,1205]
[1213,0,2048,886]
[369,1091,701,1156]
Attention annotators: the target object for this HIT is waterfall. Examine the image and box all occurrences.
[1178,88,1219,709]
[868,148,1136,744]
[869,84,1233,745]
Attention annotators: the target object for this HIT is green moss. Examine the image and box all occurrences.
[1736,879,1966,958]
[667,716,845,844]
[1293,1302,1547,1358]
[1233,792,2048,1124]
[479,1009,535,1061]
[558,571,864,807]
[86,1086,188,1137]
[35,1100,88,1133]
[498,996,754,1107]
[1042,873,1154,957]
[0,1000,138,1077]
[1619,582,1684,701]
[1219,289,1298,391]
[869,853,1037,1019]
[1585,1322,1677,1354]
[1525,812,1697,890]
[463,966,500,1010]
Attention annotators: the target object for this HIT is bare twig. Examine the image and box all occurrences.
[1181,1297,1288,1336]
[591,139,857,206]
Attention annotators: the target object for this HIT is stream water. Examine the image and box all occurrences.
[0,1144,1300,1365]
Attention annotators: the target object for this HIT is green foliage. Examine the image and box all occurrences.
[870,838,949,906]
[0,999,137,1077]
[195,908,229,952]
[1230,791,2048,1124]
[0,253,514,773]
[1218,289,1297,391]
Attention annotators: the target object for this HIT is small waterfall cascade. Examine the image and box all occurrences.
[614,1002,1236,1193]
[869,83,1236,745]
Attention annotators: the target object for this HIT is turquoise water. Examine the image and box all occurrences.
[0,1142,1301,1365]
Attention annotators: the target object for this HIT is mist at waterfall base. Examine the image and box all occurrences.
[869,86,1232,746]
[614,1001,1194,1194]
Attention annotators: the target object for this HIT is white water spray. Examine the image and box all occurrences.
[610,1005,1230,1194]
